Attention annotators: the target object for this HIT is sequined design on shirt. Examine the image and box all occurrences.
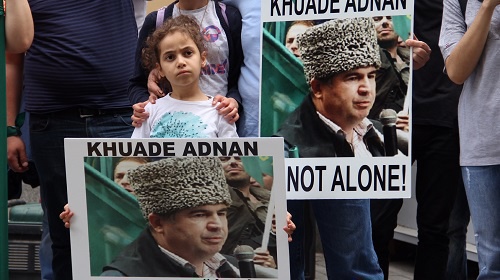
[150,111,208,138]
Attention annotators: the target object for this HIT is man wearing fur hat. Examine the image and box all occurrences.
[101,157,240,277]
[275,17,385,279]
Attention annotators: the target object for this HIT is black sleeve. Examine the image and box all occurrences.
[128,12,159,105]
[222,4,244,107]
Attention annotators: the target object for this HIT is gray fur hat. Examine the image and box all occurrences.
[127,157,232,219]
[298,17,381,82]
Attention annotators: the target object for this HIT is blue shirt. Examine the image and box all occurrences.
[24,0,138,112]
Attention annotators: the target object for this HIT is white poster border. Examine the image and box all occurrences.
[64,137,290,280]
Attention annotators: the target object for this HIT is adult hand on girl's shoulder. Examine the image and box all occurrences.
[212,95,239,124]
[131,101,150,128]
[147,68,165,100]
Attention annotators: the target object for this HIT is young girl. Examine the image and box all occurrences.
[130,0,243,130]
[131,15,238,138]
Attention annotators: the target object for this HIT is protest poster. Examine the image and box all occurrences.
[64,137,289,279]
[260,0,414,199]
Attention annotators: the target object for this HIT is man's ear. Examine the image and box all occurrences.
[310,78,323,99]
[201,51,207,67]
[148,213,164,233]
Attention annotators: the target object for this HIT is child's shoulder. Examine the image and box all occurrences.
[151,94,214,107]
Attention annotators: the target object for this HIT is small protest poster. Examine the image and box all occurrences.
[65,137,289,279]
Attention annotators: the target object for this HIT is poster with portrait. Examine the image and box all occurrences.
[65,137,289,279]
[260,0,414,199]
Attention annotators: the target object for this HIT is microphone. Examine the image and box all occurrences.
[379,109,398,156]
[233,245,256,278]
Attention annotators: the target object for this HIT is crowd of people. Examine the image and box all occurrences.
[4,0,500,279]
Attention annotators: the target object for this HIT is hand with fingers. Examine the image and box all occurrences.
[147,67,167,102]
[405,36,432,70]
[59,204,74,229]
[211,95,240,124]
[7,136,29,173]
[253,248,277,268]
[131,101,150,128]
[396,111,409,132]
[283,211,296,242]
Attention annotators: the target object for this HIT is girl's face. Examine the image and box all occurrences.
[157,31,206,89]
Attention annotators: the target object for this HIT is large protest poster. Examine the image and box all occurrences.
[65,137,289,279]
[260,0,414,199]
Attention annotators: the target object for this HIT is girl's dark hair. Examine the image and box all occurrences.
[142,15,206,71]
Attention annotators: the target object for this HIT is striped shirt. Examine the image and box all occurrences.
[24,0,138,113]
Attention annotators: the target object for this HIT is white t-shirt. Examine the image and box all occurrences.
[439,0,500,166]
[173,1,230,98]
[131,94,238,139]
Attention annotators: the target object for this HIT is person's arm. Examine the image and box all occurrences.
[5,0,34,53]
[129,12,161,127]
[220,3,244,123]
[128,12,158,106]
[212,95,239,124]
[441,0,500,84]
[6,52,29,172]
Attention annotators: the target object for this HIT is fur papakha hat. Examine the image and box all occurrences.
[298,17,381,82]
[127,157,232,219]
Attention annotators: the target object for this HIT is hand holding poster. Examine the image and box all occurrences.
[64,138,289,279]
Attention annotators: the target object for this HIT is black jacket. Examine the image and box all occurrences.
[102,229,239,277]
[275,94,385,158]
[369,47,410,120]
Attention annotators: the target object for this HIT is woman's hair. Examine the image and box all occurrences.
[142,15,206,71]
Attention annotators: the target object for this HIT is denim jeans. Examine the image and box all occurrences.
[288,199,383,280]
[30,110,133,280]
[445,178,470,280]
[371,125,460,280]
[370,198,403,279]
[40,205,53,280]
[462,165,500,279]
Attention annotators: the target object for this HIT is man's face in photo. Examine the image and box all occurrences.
[285,23,312,58]
[373,16,398,47]
[113,160,145,193]
[220,156,251,187]
[158,204,229,262]
[314,66,377,129]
